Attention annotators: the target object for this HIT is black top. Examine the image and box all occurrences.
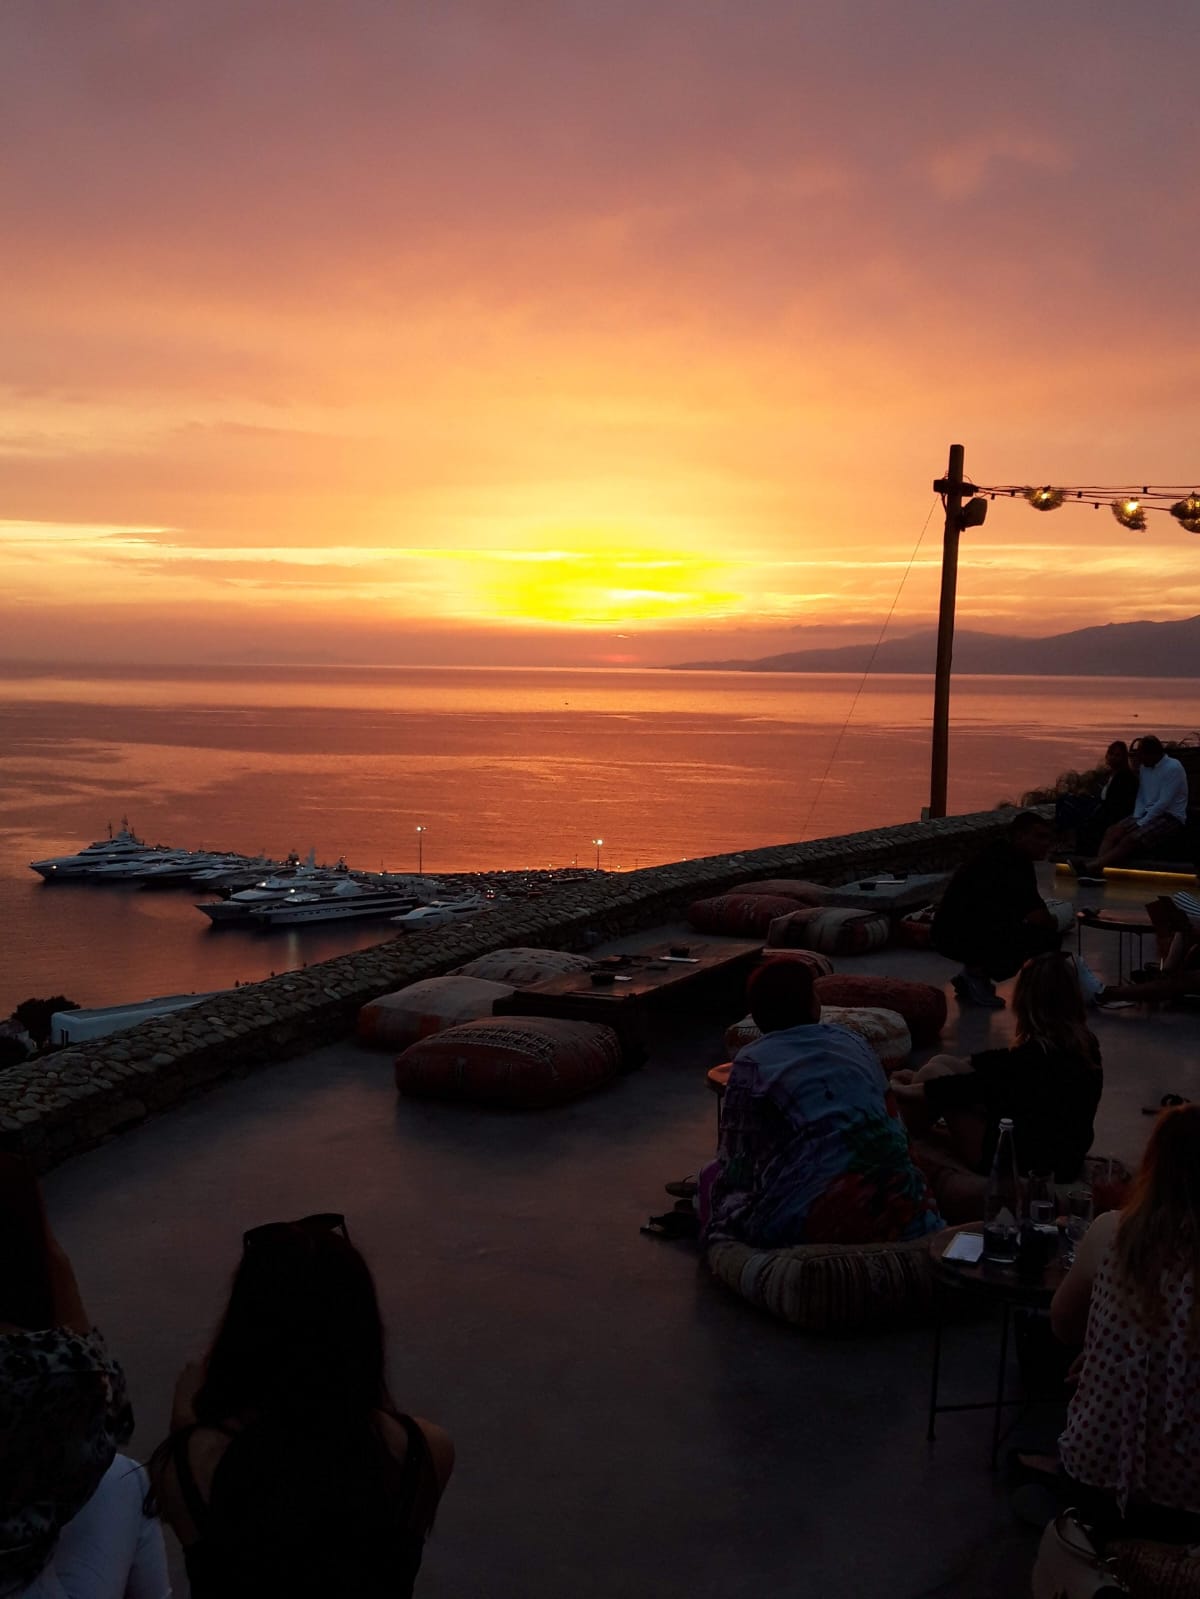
[172,1412,435,1599]
[1095,767,1138,829]
[922,1036,1102,1181]
[933,839,1045,944]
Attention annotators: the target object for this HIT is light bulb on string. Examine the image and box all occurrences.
[1169,494,1200,534]
[1023,485,1066,512]
[1111,497,1147,531]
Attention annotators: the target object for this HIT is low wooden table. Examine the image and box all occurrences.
[822,872,950,914]
[927,1227,1068,1468]
[493,939,763,1065]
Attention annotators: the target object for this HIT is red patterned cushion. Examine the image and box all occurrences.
[358,975,513,1050]
[814,975,946,1046]
[687,894,802,937]
[730,879,832,905]
[898,912,935,950]
[766,907,891,956]
[395,1016,622,1109]
[759,949,835,980]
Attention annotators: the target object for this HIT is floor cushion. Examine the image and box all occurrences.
[724,1006,912,1070]
[766,906,891,956]
[730,879,833,905]
[687,894,805,937]
[706,1235,936,1333]
[395,1015,622,1108]
[1111,1539,1200,1598]
[450,948,592,986]
[814,974,947,1046]
[898,907,936,949]
[357,975,513,1050]
[757,949,835,981]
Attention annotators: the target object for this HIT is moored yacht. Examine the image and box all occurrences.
[390,894,486,930]
[29,821,160,881]
[196,865,353,925]
[251,879,420,926]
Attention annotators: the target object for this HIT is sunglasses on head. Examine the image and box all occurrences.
[242,1212,348,1251]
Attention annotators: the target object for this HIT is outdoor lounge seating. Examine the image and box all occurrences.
[687,892,811,937]
[765,905,891,956]
[450,947,593,985]
[357,974,514,1049]
[394,1014,624,1108]
[723,1005,913,1071]
[706,1234,936,1334]
[813,974,947,1046]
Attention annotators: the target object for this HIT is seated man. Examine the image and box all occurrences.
[700,961,943,1250]
[932,810,1061,1009]
[1073,734,1189,877]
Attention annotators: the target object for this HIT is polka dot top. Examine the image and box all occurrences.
[1059,1237,1200,1513]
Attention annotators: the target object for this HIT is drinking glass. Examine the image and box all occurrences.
[1062,1185,1093,1264]
[1027,1172,1057,1234]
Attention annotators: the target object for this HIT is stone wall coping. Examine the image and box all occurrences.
[2,807,1026,1170]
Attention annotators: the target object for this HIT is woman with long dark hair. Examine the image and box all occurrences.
[0,1155,168,1599]
[1050,1103,1200,1541]
[894,952,1102,1219]
[149,1213,452,1598]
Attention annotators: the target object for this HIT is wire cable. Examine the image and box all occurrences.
[798,496,940,841]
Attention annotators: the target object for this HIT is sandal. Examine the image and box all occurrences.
[1142,1093,1190,1115]
[640,1210,700,1240]
[664,1177,699,1200]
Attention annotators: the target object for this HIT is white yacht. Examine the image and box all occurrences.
[29,821,160,881]
[252,879,420,927]
[197,866,352,925]
[390,894,486,930]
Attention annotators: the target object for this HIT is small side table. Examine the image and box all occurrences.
[927,1229,1066,1468]
[1075,910,1152,984]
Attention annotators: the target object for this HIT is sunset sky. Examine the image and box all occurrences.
[2,1,1197,667]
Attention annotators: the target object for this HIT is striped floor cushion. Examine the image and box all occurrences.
[730,879,833,905]
[357,975,513,1050]
[706,1235,936,1333]
[766,906,891,956]
[814,975,947,1046]
[724,1006,912,1070]
[450,948,592,986]
[687,894,807,937]
[395,1016,623,1109]
[1110,1539,1200,1598]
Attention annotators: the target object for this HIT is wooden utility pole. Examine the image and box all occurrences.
[928,443,967,819]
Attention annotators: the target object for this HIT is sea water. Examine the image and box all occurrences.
[2,663,1196,1014]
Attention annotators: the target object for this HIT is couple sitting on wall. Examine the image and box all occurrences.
[702,949,1101,1248]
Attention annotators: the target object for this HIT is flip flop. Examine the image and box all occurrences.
[640,1210,700,1240]
[664,1177,699,1199]
[1142,1093,1190,1115]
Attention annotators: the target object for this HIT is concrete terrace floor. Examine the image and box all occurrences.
[43,866,1200,1599]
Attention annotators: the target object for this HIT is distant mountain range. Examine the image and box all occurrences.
[671,615,1200,677]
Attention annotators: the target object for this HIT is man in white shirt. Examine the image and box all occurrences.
[1073,735,1189,877]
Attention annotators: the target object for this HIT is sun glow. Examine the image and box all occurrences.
[462,544,743,627]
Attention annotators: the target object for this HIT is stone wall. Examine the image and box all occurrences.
[1,808,1019,1171]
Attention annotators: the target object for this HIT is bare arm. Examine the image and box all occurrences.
[1051,1210,1117,1346]
[44,1230,89,1336]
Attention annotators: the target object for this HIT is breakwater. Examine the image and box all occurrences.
[1,809,1022,1171]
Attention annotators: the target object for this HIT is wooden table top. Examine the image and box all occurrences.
[507,938,762,1004]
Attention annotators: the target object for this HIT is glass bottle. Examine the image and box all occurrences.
[983,1117,1022,1264]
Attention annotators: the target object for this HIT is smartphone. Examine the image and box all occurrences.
[0,1153,55,1329]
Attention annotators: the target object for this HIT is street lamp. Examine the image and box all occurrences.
[592,837,604,871]
[415,825,426,873]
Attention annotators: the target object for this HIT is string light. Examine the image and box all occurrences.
[1111,496,1147,531]
[973,481,1198,530]
[1023,485,1066,511]
[1170,494,1200,534]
